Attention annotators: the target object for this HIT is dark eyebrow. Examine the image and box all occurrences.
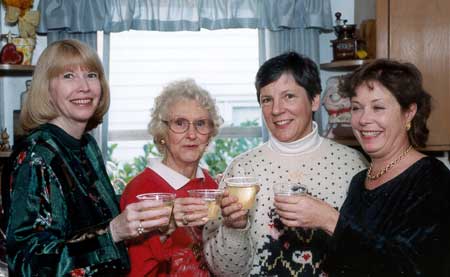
[371,98,384,103]
[351,98,384,105]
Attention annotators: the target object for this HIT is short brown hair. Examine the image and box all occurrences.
[339,59,431,147]
[255,52,322,104]
[21,39,110,132]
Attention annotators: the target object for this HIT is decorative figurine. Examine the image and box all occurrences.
[0,128,11,151]
[331,12,368,61]
[331,12,358,61]
[0,32,23,65]
[1,0,39,65]
[2,0,40,38]
[322,76,354,139]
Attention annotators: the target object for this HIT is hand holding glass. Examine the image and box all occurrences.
[273,182,308,226]
[136,192,176,227]
[225,177,260,210]
[188,189,224,220]
[273,182,308,197]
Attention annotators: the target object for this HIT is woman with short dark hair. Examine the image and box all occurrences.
[203,52,367,276]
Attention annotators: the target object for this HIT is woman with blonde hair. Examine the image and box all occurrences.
[2,39,171,276]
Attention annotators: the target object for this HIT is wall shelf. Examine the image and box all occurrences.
[320,59,373,71]
[0,150,12,158]
[0,64,35,73]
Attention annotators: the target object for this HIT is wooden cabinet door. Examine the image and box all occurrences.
[377,0,450,150]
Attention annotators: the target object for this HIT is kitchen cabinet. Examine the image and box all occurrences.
[377,0,450,151]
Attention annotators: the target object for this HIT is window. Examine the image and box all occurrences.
[107,29,261,176]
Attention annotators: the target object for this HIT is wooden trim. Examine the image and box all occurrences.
[0,64,35,73]
[217,127,262,139]
[0,151,12,158]
[376,0,389,58]
[320,59,374,71]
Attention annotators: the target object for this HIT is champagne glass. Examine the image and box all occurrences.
[273,182,308,229]
[188,189,224,220]
[224,177,260,210]
[136,192,176,227]
[273,182,308,197]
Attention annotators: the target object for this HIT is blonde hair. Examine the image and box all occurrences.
[20,39,110,132]
[148,79,223,155]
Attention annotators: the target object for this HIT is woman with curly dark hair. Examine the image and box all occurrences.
[273,59,450,276]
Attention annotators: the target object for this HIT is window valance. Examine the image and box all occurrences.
[37,0,332,33]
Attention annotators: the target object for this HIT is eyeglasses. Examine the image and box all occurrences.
[162,118,213,135]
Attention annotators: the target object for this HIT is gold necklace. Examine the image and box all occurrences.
[366,145,413,180]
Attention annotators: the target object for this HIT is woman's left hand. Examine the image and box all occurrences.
[274,195,339,235]
[173,197,209,227]
[110,199,172,242]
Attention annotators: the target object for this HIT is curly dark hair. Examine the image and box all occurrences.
[339,59,432,148]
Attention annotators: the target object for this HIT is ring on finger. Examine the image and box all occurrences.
[182,214,189,225]
[136,221,145,236]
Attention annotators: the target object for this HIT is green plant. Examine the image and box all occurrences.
[203,133,261,176]
[107,142,159,189]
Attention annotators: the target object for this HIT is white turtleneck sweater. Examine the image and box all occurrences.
[203,122,367,277]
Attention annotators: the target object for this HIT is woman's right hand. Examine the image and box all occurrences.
[109,200,171,242]
[221,190,248,229]
[274,194,339,235]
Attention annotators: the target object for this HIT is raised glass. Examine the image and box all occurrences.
[136,192,176,226]
[224,177,260,210]
[188,189,224,220]
[273,182,308,197]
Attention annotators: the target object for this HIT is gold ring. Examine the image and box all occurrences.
[137,222,144,235]
[182,215,189,225]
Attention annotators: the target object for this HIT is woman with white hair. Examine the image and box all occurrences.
[120,79,223,276]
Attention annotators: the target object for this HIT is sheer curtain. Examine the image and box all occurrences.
[37,0,332,145]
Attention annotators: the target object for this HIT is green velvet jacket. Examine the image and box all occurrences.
[3,124,129,276]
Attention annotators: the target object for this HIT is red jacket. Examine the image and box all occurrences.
[120,167,217,277]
